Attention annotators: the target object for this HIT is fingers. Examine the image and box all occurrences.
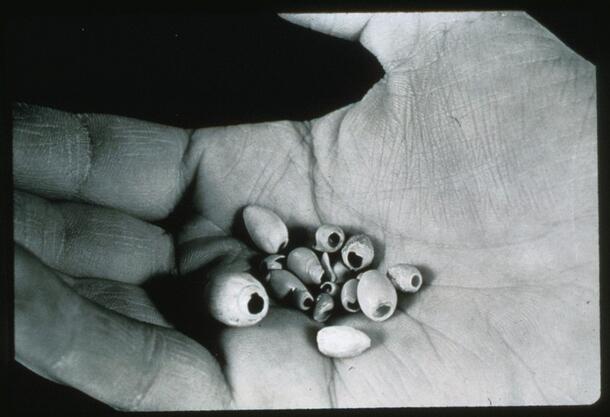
[68,277,173,328]
[15,244,233,411]
[176,211,259,279]
[178,235,255,277]
[14,190,175,284]
[13,103,198,221]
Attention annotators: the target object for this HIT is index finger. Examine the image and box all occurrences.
[13,103,200,221]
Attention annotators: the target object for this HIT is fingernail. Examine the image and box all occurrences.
[341,234,374,271]
[313,292,334,322]
[357,270,397,322]
[204,272,269,327]
[287,247,324,285]
[316,325,371,358]
[387,264,423,293]
[243,205,289,254]
[313,224,345,253]
[340,278,360,312]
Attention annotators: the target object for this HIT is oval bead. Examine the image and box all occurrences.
[287,247,324,285]
[260,254,286,277]
[316,326,371,358]
[340,278,360,312]
[320,281,340,298]
[313,224,345,253]
[243,205,289,254]
[320,252,336,282]
[356,270,397,322]
[332,260,351,284]
[313,292,334,322]
[203,272,269,327]
[341,234,374,271]
[267,269,313,311]
[387,264,423,293]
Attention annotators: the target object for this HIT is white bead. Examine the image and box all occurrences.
[243,205,288,254]
[317,326,371,358]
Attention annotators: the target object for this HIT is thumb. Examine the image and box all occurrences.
[280,12,494,71]
[279,12,372,41]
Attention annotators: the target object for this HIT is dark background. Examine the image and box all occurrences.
[3,13,385,128]
[1,5,605,414]
[1,9,601,129]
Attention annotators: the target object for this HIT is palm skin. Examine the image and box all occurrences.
[13,12,598,410]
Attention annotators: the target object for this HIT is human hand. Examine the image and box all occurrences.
[13,12,598,410]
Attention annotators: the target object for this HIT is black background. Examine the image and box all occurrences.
[3,13,385,128]
[1,3,606,415]
[2,9,602,129]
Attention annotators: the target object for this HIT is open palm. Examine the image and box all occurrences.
[14,12,598,410]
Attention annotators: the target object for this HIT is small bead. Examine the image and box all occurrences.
[287,247,324,285]
[341,234,374,271]
[316,326,371,358]
[243,205,289,254]
[387,264,423,293]
[203,272,269,327]
[340,278,360,312]
[313,292,335,322]
[357,270,397,322]
[313,224,345,253]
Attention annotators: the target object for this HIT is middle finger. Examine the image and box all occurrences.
[14,190,175,284]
